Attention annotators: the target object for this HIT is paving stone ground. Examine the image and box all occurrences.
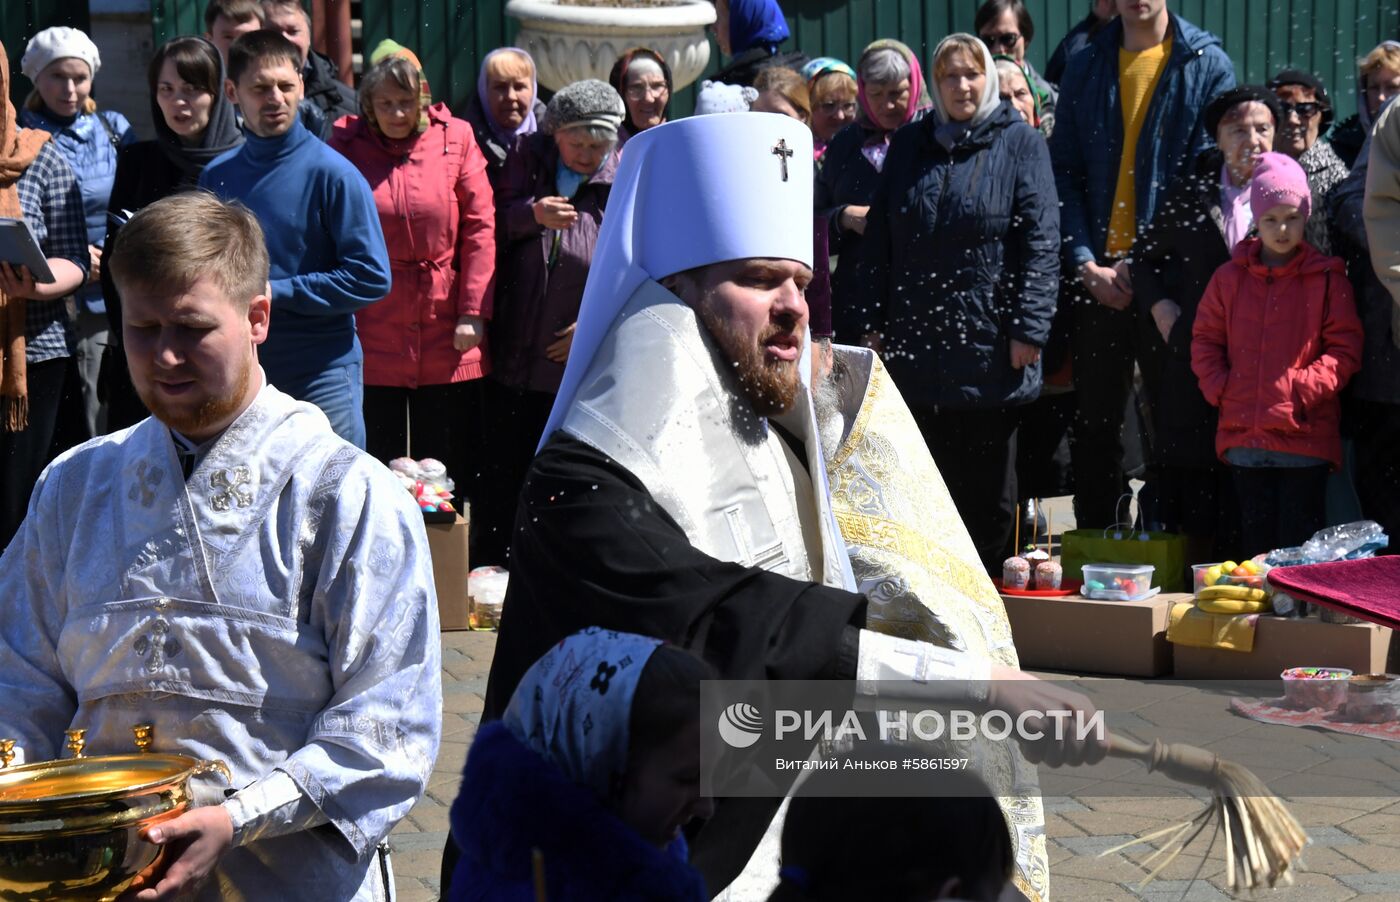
[391,630,491,902]
[393,629,1400,901]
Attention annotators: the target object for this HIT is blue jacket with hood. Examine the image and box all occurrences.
[1048,13,1236,269]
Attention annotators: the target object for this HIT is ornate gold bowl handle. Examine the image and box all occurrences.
[190,759,233,784]
[132,724,154,753]
[64,729,86,759]
[0,740,13,769]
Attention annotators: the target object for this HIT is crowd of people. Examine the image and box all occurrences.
[0,0,1397,897]
[1,0,1397,574]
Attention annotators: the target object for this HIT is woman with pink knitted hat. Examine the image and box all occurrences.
[1191,151,1365,554]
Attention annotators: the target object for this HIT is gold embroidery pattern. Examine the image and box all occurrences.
[828,355,1048,902]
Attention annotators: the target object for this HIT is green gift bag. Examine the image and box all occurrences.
[1061,529,1189,592]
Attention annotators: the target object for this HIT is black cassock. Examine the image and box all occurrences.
[478,433,868,890]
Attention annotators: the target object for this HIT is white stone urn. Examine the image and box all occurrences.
[505,0,717,93]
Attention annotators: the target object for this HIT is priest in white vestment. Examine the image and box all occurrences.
[476,113,1101,901]
[0,194,441,901]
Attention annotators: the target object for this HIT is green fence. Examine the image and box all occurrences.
[149,0,204,49]
[350,0,1400,119]
[781,1,1400,123]
[368,0,1400,119]
[21,0,1400,119]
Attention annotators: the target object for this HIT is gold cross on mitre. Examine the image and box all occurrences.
[771,138,793,182]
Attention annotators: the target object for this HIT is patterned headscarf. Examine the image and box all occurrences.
[992,53,1042,128]
[855,39,934,134]
[801,57,857,91]
[0,40,51,432]
[803,58,857,162]
[369,39,432,134]
[502,627,664,804]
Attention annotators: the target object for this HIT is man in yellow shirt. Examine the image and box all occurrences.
[1047,0,1235,529]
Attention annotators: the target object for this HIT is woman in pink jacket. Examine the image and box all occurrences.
[330,42,495,488]
[1192,152,1363,554]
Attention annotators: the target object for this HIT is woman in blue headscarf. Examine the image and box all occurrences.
[448,627,713,901]
[711,0,808,88]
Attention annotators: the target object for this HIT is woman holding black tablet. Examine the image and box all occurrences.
[0,39,90,553]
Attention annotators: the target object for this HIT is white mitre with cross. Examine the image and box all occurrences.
[540,112,815,447]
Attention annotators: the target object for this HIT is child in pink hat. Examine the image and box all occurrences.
[1191,151,1365,554]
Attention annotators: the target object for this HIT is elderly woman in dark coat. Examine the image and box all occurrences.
[1131,86,1281,562]
[816,39,932,342]
[477,79,623,566]
[852,34,1059,573]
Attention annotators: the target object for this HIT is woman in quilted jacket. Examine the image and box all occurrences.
[853,34,1058,574]
[1192,152,1363,553]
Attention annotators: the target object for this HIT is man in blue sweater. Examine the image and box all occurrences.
[200,30,390,447]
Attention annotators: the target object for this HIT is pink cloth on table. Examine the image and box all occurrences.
[1267,558,1400,630]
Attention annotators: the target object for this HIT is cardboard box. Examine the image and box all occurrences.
[425,513,470,631]
[1171,615,1394,679]
[1000,591,1179,678]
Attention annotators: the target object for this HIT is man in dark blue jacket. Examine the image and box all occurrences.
[1048,0,1234,529]
[200,30,391,447]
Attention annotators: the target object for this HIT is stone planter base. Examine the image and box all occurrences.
[505,0,716,93]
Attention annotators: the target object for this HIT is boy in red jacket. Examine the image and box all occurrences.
[1192,152,1364,554]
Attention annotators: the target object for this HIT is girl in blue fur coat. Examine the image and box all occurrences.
[448,628,712,901]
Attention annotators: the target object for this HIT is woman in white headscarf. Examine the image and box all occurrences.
[849,34,1059,575]
[19,26,132,440]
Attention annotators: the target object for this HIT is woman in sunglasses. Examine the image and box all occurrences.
[1267,69,1348,256]
[974,0,1056,135]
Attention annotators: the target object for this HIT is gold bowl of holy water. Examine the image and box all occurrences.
[0,752,230,901]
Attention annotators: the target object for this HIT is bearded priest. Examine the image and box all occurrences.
[477,114,1093,900]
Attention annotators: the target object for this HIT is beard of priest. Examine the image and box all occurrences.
[135,339,257,439]
[663,257,810,418]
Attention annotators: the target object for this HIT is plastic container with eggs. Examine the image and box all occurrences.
[1080,563,1156,601]
[1280,667,1400,722]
